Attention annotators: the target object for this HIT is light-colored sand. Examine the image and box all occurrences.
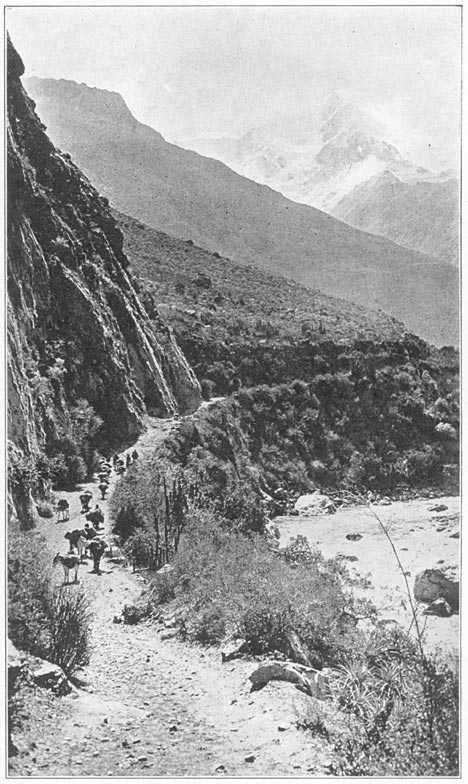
[276,496,460,662]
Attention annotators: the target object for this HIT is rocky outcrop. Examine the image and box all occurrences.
[7,38,200,525]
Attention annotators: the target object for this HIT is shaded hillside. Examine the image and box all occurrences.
[26,77,458,347]
[333,167,459,266]
[115,211,411,391]
[7,40,200,527]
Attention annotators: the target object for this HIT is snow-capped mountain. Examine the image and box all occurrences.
[179,93,459,265]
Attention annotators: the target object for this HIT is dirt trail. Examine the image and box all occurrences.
[11,405,329,777]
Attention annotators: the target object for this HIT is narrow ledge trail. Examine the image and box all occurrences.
[10,401,331,778]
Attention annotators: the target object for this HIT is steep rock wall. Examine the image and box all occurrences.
[7,38,201,525]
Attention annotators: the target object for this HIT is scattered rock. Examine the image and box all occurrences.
[414,567,459,610]
[221,637,248,663]
[161,629,178,640]
[449,531,460,539]
[424,598,453,617]
[344,555,359,562]
[32,660,72,696]
[428,504,448,513]
[294,491,336,516]
[378,498,392,506]
[277,722,290,732]
[214,764,226,773]
[158,563,175,575]
[137,755,148,762]
[346,533,362,542]
[169,725,178,733]
[244,754,256,763]
[249,661,331,699]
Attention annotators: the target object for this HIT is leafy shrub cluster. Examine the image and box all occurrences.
[141,510,372,666]
[8,531,92,677]
[179,372,457,496]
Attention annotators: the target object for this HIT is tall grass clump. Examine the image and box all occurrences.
[8,531,92,677]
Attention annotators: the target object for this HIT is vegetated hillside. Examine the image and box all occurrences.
[180,93,459,267]
[7,39,200,528]
[114,212,459,500]
[25,77,458,347]
[115,211,410,390]
[333,166,459,266]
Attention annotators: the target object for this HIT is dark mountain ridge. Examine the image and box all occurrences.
[25,77,458,347]
[7,40,200,527]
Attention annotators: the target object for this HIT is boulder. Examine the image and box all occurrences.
[294,491,336,516]
[428,504,449,513]
[221,637,248,663]
[424,598,453,617]
[414,567,459,610]
[346,533,362,542]
[248,661,332,699]
[158,564,175,575]
[32,660,72,695]
[8,639,25,674]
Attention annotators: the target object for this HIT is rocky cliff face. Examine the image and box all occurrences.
[7,38,201,526]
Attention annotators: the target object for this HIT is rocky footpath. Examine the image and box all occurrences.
[8,417,333,778]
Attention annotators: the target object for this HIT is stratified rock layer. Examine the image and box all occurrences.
[7,38,200,524]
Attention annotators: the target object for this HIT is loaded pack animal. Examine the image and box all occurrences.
[56,499,70,522]
[53,553,80,584]
[65,530,88,561]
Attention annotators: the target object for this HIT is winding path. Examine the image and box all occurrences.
[11,405,330,777]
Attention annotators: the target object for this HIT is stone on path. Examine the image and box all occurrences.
[249,661,331,699]
[32,660,72,696]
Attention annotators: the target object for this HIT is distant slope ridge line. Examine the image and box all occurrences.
[180,93,459,267]
[25,76,459,347]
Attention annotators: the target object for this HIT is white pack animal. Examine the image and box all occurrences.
[53,553,80,584]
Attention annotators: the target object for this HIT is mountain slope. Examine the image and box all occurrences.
[25,77,458,346]
[7,40,200,527]
[182,94,459,267]
[333,165,459,266]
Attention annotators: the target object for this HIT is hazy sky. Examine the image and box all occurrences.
[7,5,461,169]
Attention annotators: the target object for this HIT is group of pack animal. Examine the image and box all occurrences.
[52,453,132,584]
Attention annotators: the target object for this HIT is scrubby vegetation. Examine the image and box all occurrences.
[8,532,92,677]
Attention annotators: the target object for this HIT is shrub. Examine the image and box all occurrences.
[328,637,459,776]
[143,509,362,666]
[47,587,92,677]
[190,606,226,644]
[8,531,92,677]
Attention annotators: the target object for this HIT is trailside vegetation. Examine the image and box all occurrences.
[8,531,92,677]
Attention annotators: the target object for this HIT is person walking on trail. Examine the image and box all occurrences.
[132,450,139,461]
[126,453,131,468]
[112,452,119,466]
[98,482,108,500]
[84,523,97,540]
[88,538,106,574]
[79,494,91,513]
